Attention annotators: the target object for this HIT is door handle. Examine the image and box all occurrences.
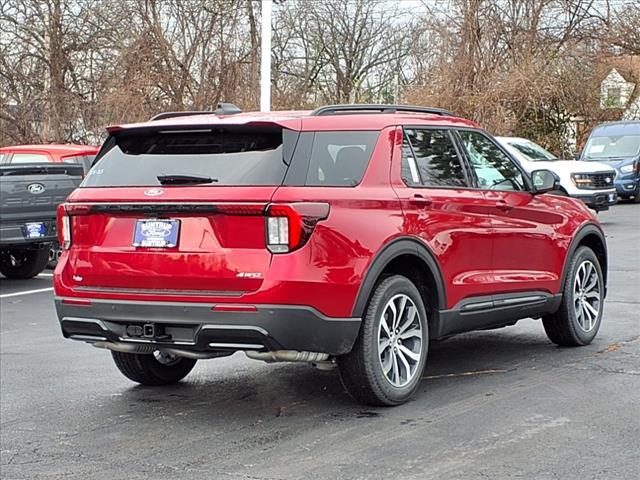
[410,193,433,207]
[496,200,512,212]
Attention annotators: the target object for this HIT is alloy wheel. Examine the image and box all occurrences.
[377,294,424,387]
[573,260,601,332]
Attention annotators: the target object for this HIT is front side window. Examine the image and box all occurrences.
[402,128,467,187]
[458,130,525,191]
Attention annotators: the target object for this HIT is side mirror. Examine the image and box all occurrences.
[531,169,558,194]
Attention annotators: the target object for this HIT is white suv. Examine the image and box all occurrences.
[497,136,617,211]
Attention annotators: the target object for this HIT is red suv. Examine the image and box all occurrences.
[54,104,607,406]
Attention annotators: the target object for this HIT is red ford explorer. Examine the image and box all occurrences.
[54,104,607,406]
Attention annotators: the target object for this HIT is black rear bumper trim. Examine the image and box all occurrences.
[56,299,361,355]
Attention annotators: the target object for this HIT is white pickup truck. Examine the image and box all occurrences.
[496,137,617,212]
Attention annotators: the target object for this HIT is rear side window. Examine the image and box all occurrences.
[10,153,52,164]
[83,127,293,187]
[304,131,378,186]
[402,128,467,187]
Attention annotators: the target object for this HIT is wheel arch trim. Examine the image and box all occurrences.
[560,223,608,296]
[351,237,446,318]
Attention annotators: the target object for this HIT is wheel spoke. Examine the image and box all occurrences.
[391,353,400,384]
[575,303,584,327]
[397,305,417,334]
[585,290,599,299]
[398,344,420,362]
[583,274,598,293]
[584,262,593,286]
[576,263,586,288]
[399,328,421,340]
[583,301,598,318]
[396,349,412,382]
[387,301,398,331]
[380,312,392,337]
[395,295,408,329]
[582,304,593,330]
[581,303,592,326]
[379,337,391,353]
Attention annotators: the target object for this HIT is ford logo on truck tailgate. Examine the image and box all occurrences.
[27,183,45,194]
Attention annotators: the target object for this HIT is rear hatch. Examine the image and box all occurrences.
[61,125,298,296]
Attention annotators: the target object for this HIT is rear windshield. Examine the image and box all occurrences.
[83,126,291,187]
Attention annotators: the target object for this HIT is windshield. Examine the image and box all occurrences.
[509,141,557,161]
[582,134,640,160]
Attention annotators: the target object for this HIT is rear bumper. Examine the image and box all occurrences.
[0,219,57,247]
[55,298,361,356]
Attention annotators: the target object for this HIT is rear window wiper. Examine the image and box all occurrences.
[156,174,218,185]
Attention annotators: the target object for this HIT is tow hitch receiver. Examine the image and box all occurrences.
[143,324,155,337]
[125,324,172,341]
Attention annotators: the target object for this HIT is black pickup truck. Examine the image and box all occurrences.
[0,163,83,279]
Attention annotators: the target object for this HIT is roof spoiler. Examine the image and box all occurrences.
[310,104,454,117]
[150,102,243,121]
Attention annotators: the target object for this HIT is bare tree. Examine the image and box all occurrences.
[272,0,413,106]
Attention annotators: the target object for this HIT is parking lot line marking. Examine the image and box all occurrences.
[0,287,54,299]
[38,273,54,277]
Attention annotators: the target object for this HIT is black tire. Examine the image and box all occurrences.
[338,275,429,406]
[47,244,61,270]
[0,249,50,279]
[542,246,604,346]
[634,192,640,204]
[111,351,197,386]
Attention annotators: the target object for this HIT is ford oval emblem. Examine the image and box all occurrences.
[27,183,45,194]
[144,188,164,196]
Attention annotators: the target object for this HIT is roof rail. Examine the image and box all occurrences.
[310,104,454,117]
[150,102,243,121]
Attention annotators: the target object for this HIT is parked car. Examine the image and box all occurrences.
[496,137,617,211]
[0,144,99,267]
[54,104,608,406]
[0,144,100,174]
[579,121,640,203]
[0,163,83,278]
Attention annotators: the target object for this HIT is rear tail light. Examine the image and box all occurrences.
[57,204,71,250]
[265,203,329,253]
[57,203,94,250]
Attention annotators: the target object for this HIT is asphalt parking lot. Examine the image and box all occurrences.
[1,203,638,480]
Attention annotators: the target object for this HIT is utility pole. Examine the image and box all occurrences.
[260,0,272,112]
